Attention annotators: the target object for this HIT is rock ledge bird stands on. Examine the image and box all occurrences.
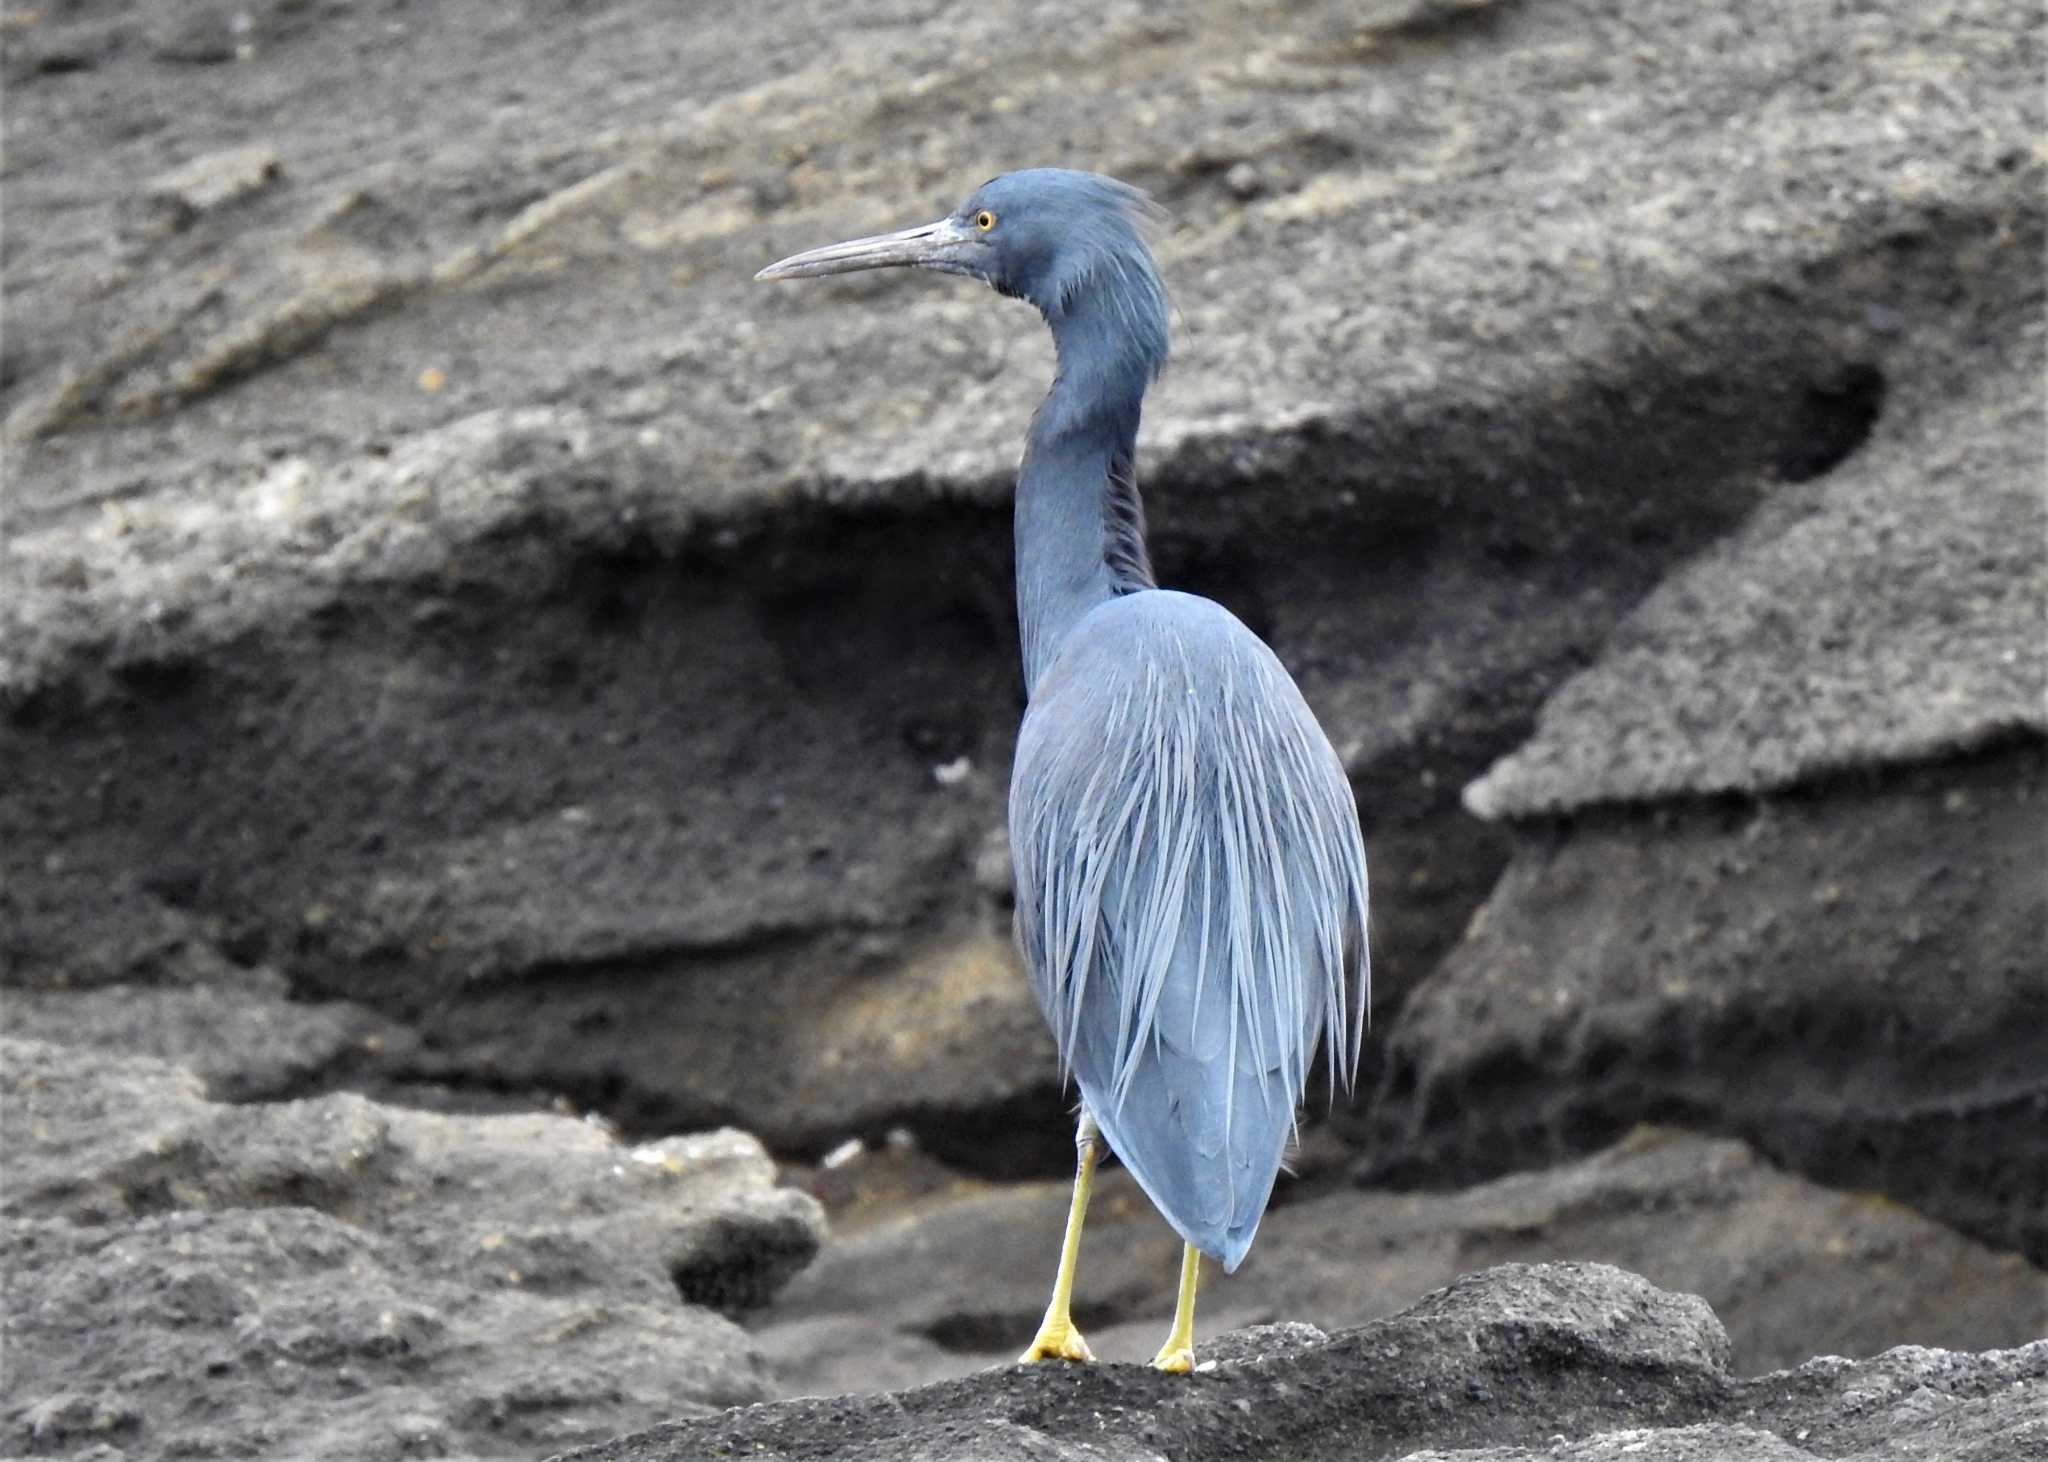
[758,170,1370,1373]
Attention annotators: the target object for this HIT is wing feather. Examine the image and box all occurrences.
[1010,591,1369,1269]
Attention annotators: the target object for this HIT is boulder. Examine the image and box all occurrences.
[1,1037,824,1459]
[1358,357,2048,1260]
[1372,746,2047,1262]
[754,1128,2046,1397]
[555,1262,2048,1461]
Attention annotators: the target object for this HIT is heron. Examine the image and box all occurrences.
[757,169,1369,1373]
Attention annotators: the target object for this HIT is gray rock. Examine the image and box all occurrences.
[1372,0,2048,1294]
[558,1262,1738,1462]
[3,0,2039,1171]
[0,1037,824,1460]
[1361,743,2048,1263]
[754,1129,2045,1397]
[1199,1321,1328,1367]
[144,144,283,227]
[147,8,243,66]
[1733,1341,2048,1461]
[1396,1426,1814,1462]
[590,1274,2048,1461]
[1465,360,2048,817]
[4,971,415,1103]
[560,1303,2048,1461]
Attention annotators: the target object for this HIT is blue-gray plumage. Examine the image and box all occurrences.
[758,169,1369,1370]
[1014,588,1368,1268]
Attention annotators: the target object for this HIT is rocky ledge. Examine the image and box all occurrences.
[3,1037,824,1459]
[3,0,2042,1456]
[554,1263,2047,1462]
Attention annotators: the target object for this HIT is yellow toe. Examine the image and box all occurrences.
[1151,1343,1195,1374]
[1019,1320,1096,1364]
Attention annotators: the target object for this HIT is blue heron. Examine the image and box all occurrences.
[757,169,1369,1372]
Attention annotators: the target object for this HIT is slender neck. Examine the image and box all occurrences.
[1015,307,1157,694]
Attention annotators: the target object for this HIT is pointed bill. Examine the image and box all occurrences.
[755,216,978,281]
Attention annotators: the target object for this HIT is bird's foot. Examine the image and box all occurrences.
[1018,1317,1095,1365]
[1150,1342,1195,1374]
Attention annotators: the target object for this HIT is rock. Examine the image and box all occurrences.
[4,971,415,1104]
[753,1129,2045,1397]
[0,401,1070,1165]
[1364,740,2048,1263]
[147,8,244,65]
[1397,1426,1817,1461]
[1733,1341,2048,1461]
[1464,362,2048,816]
[144,144,283,228]
[1200,1320,1327,1366]
[1,3,2042,1455]
[1350,35,2048,1272]
[4,0,2039,1177]
[565,1262,2048,1461]
[0,15,122,80]
[1,1037,825,1459]
[562,1262,1739,1461]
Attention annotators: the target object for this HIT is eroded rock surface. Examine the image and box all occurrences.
[1340,5,2046,1261]
[1364,692,2047,1260]
[557,1263,2048,1462]
[1,1037,824,1460]
[755,1129,2046,1397]
[4,0,2040,1172]
[2,0,2042,1455]
[1464,362,2048,815]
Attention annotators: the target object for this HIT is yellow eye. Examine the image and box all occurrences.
[974,209,997,232]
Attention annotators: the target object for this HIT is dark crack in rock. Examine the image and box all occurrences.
[1364,742,2048,1263]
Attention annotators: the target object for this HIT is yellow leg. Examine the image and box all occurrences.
[1150,1241,1201,1372]
[1018,1113,1100,1364]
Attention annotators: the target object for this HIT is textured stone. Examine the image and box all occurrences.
[1,6,2043,1458]
[563,1262,1736,1462]
[4,974,412,1103]
[558,1266,2048,1462]
[1,1037,824,1460]
[1466,361,2048,817]
[145,144,283,221]
[754,1129,2045,1397]
[3,0,2040,1171]
[1362,744,2048,1263]
[1397,1426,1814,1462]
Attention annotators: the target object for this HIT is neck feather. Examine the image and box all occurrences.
[1014,309,1158,694]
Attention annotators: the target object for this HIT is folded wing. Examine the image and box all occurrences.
[1010,590,1369,1270]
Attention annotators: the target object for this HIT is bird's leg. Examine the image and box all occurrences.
[1150,1242,1202,1373]
[1018,1111,1100,1364]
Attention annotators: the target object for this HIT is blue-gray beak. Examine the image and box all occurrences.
[755,215,979,281]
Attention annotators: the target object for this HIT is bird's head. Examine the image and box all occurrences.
[757,169,1167,377]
